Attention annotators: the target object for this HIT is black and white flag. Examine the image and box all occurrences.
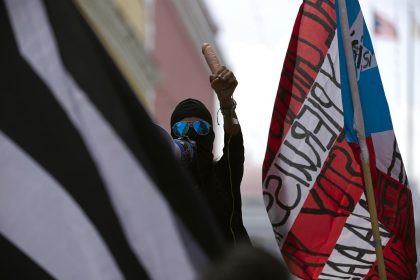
[0,0,224,279]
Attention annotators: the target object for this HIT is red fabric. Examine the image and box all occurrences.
[262,0,336,180]
[364,169,417,279]
[263,0,417,278]
[350,141,417,279]
[282,132,365,278]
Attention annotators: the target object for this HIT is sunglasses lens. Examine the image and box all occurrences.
[193,121,210,135]
[172,122,189,137]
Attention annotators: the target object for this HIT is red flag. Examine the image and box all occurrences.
[263,0,417,279]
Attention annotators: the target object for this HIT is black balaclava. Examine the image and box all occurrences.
[170,99,215,185]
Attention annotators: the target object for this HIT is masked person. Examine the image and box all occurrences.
[170,66,250,244]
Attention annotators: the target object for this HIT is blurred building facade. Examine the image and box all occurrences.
[75,0,222,130]
[152,0,222,129]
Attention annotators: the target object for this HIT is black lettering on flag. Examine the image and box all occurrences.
[306,0,336,27]
[274,161,310,187]
[358,199,392,239]
[273,228,285,244]
[320,198,392,278]
[344,217,390,248]
[386,242,415,278]
[291,35,325,87]
[387,137,406,184]
[302,137,364,216]
[280,136,320,182]
[264,174,302,226]
[278,73,308,105]
[319,53,341,88]
[307,96,342,140]
[302,0,336,49]
[321,261,370,278]
[296,104,338,151]
[335,244,375,264]
[318,272,351,280]
[282,232,329,279]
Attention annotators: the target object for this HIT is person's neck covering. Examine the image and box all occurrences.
[170,99,215,185]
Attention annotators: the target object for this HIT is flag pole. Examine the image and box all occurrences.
[337,0,388,279]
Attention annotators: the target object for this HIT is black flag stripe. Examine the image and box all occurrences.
[1,0,226,278]
[5,0,205,278]
[0,131,124,279]
[0,234,54,280]
[0,1,148,278]
[42,0,225,257]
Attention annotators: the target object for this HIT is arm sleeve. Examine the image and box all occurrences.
[215,130,251,243]
[215,130,245,215]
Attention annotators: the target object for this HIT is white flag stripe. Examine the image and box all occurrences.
[5,1,197,279]
[371,131,407,184]
[319,194,391,278]
[0,131,123,280]
[264,33,343,248]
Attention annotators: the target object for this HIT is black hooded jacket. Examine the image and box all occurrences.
[171,99,250,244]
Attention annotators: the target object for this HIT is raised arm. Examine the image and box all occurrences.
[210,66,240,135]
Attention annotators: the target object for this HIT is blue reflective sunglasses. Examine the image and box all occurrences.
[172,120,211,137]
